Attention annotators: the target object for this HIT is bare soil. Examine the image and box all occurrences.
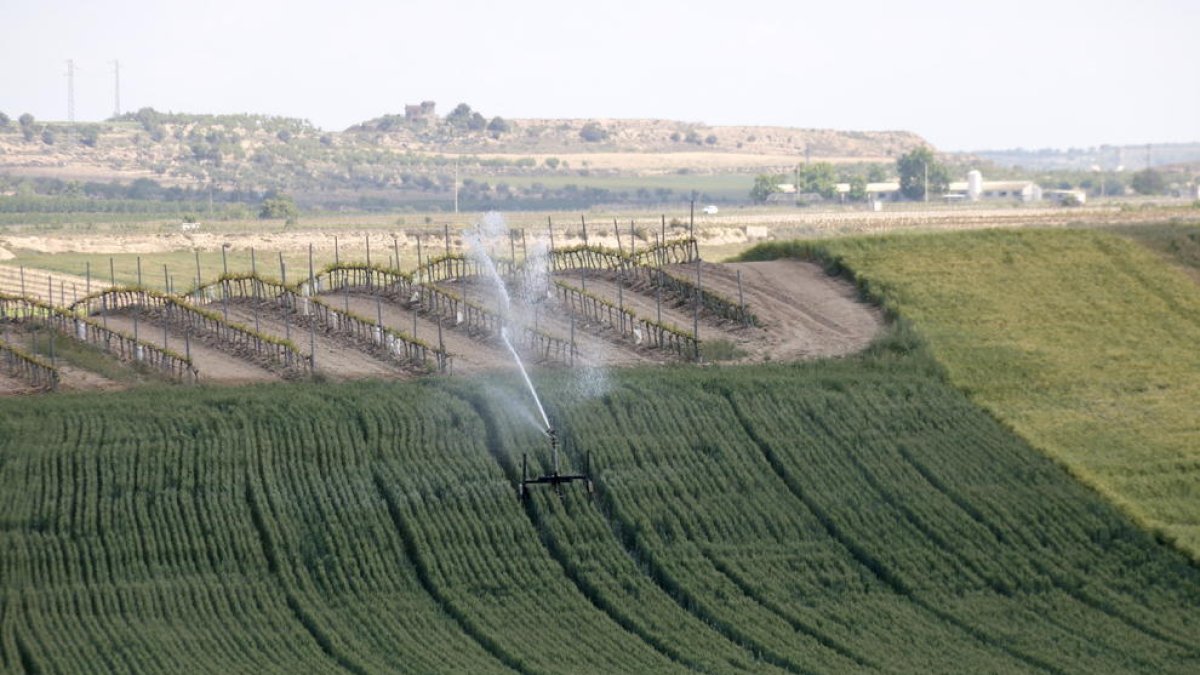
[215,301,402,381]
[102,312,278,384]
[674,260,885,362]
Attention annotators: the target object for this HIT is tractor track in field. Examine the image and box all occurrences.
[720,389,1067,675]
[455,388,713,674]
[370,471,526,675]
[891,442,1200,655]
[244,465,369,675]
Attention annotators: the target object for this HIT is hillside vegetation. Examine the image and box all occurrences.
[1,336,1198,672]
[741,228,1200,560]
[0,109,923,211]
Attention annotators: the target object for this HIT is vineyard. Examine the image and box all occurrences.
[0,334,1197,673]
[0,227,882,391]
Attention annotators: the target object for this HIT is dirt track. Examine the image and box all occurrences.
[674,260,885,362]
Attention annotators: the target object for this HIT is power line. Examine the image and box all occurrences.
[113,60,121,118]
[66,59,75,123]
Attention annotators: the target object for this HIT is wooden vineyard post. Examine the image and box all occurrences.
[509,228,516,266]
[693,256,701,362]
[581,215,588,247]
[279,253,291,346]
[570,316,576,367]
[308,243,316,371]
[85,261,91,303]
[105,258,115,328]
[521,228,528,263]
[655,244,664,326]
[392,234,401,274]
[660,214,666,249]
[689,199,695,240]
[162,265,170,349]
[618,284,625,336]
[251,247,261,335]
[614,218,623,255]
[194,251,202,302]
[443,224,450,257]
[221,244,229,322]
[737,269,747,327]
[376,294,384,341]
[185,320,192,381]
[437,315,444,355]
[416,234,424,281]
[412,305,418,340]
[133,257,141,351]
[48,320,56,373]
[630,220,636,257]
[548,217,555,253]
[19,266,25,301]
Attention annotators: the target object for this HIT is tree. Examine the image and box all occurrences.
[847,175,868,202]
[0,112,9,128]
[41,129,56,145]
[259,194,299,223]
[80,127,99,148]
[750,174,783,203]
[1130,168,1165,195]
[798,163,838,199]
[866,164,889,183]
[18,113,35,142]
[579,122,608,142]
[487,116,510,137]
[896,147,949,201]
[446,103,475,129]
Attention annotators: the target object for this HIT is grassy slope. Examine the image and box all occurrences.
[1,339,1198,672]
[741,228,1200,559]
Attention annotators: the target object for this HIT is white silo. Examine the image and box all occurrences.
[967,170,983,201]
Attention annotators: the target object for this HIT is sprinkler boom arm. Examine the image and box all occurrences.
[519,425,594,501]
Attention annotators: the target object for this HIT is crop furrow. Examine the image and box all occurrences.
[895,440,1200,654]
[705,552,878,670]
[12,627,38,675]
[371,471,526,675]
[244,471,366,674]
[722,389,1065,675]
[459,389,709,673]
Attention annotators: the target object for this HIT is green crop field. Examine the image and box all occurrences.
[740,227,1200,561]
[1,329,1198,673]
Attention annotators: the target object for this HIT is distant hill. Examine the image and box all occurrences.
[0,107,927,210]
[965,142,1200,171]
[349,109,924,158]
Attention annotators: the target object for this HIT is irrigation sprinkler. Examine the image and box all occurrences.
[518,426,593,502]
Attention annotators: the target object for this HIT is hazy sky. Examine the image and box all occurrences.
[2,0,1196,151]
